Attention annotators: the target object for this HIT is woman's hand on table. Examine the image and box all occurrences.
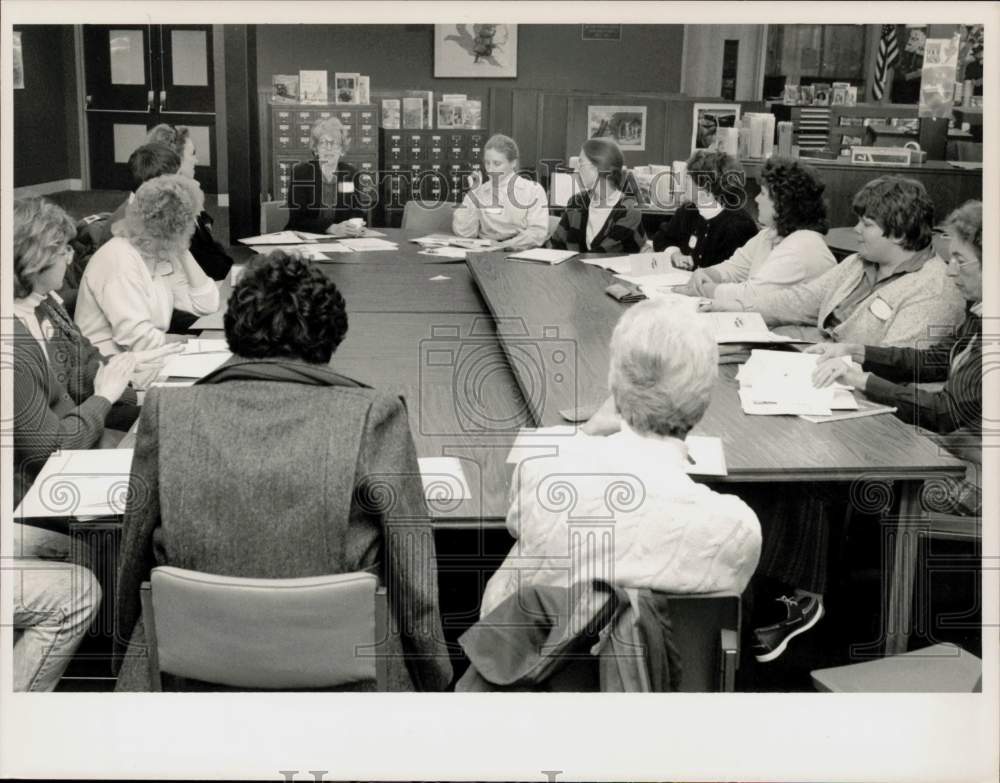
[670,250,694,270]
[813,358,866,389]
[805,341,865,364]
[132,342,186,373]
[94,353,137,403]
[580,396,622,437]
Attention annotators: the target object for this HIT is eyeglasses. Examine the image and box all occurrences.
[948,254,979,269]
[47,242,74,259]
[316,137,344,149]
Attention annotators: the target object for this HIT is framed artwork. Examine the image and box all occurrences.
[691,103,740,151]
[434,24,517,78]
[587,105,647,151]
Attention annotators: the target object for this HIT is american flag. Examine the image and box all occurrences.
[872,24,899,100]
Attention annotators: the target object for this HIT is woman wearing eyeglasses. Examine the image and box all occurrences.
[286,117,372,237]
[808,200,983,516]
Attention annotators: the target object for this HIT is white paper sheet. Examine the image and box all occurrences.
[337,238,400,252]
[419,247,467,259]
[15,449,136,518]
[238,231,313,245]
[580,256,633,275]
[418,457,472,502]
[507,248,578,264]
[161,351,232,379]
[697,312,802,344]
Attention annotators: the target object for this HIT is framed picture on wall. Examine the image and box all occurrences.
[587,105,647,151]
[434,24,517,78]
[691,103,740,151]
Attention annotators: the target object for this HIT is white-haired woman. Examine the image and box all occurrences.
[285,116,372,236]
[74,174,219,362]
[480,299,761,617]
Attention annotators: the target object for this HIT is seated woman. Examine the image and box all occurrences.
[11,197,177,507]
[645,149,758,269]
[678,157,835,305]
[74,174,220,361]
[11,198,173,691]
[114,252,452,692]
[810,199,983,515]
[548,137,645,254]
[285,117,372,236]
[705,176,966,346]
[144,125,234,281]
[452,133,549,250]
[481,299,761,618]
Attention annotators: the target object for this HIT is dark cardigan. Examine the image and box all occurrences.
[284,159,372,233]
[12,295,139,507]
[650,201,759,268]
[863,308,982,435]
[548,191,645,254]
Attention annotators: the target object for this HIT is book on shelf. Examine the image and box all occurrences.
[402,96,424,129]
[357,75,370,104]
[334,72,359,103]
[405,89,433,128]
[271,74,299,103]
[299,70,328,103]
[437,100,465,129]
[464,99,482,129]
[381,98,401,129]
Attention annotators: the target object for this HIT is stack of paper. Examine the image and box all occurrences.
[580,256,632,275]
[507,248,578,264]
[238,230,312,246]
[736,350,856,416]
[337,237,399,252]
[616,270,694,295]
[15,449,136,518]
[418,246,468,259]
[161,340,232,379]
[504,426,727,477]
[412,234,495,250]
[697,312,804,345]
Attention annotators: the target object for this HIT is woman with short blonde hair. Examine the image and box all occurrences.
[74,174,219,359]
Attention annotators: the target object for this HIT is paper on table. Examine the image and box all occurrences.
[506,425,580,464]
[738,389,834,417]
[580,256,632,275]
[698,312,803,344]
[182,338,229,354]
[338,237,400,252]
[248,244,346,259]
[684,435,727,477]
[161,350,232,379]
[418,457,472,502]
[412,234,494,249]
[15,449,136,518]
[507,248,578,264]
[736,350,852,388]
[419,246,467,259]
[191,308,225,330]
[238,231,312,245]
[616,270,694,290]
[428,274,452,281]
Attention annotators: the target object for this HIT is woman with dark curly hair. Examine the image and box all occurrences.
[74,174,219,372]
[679,157,835,306]
[114,252,452,692]
[644,150,758,269]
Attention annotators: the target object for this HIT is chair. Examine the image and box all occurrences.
[260,200,287,234]
[811,643,981,692]
[401,200,456,233]
[140,566,387,691]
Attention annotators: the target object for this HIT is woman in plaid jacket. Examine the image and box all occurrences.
[549,137,645,254]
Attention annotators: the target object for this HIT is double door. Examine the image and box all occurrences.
[84,24,217,191]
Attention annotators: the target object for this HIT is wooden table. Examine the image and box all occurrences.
[466,251,966,655]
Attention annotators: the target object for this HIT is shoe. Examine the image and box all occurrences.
[753,594,824,663]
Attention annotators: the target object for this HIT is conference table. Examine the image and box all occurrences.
[201,227,966,656]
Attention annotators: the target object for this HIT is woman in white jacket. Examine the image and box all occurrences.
[452,133,550,250]
[678,157,835,308]
[75,174,219,358]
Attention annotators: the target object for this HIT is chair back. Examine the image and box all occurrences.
[141,566,387,690]
[547,215,560,241]
[811,643,982,692]
[402,200,456,233]
[260,200,287,234]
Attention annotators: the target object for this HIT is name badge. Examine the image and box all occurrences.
[154,261,174,277]
[869,296,893,321]
[688,234,698,250]
[337,181,355,194]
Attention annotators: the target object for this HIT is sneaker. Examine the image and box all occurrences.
[752,594,825,663]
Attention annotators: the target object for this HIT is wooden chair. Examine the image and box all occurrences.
[401,201,456,233]
[140,566,387,690]
[811,643,981,692]
[259,200,287,234]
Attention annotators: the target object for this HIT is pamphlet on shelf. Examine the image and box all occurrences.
[506,248,578,264]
